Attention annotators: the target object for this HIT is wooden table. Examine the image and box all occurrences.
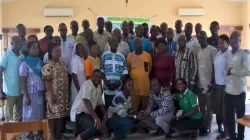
[237,115,250,128]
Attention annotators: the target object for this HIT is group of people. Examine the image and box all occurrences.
[0,17,249,140]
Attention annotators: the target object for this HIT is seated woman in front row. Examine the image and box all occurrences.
[106,78,143,140]
[172,78,202,136]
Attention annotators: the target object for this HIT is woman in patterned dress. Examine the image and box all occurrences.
[19,41,45,139]
[42,42,69,140]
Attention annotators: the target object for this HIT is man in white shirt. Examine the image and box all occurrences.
[174,20,185,41]
[197,31,217,136]
[185,23,201,54]
[104,28,130,57]
[70,69,107,140]
[58,23,75,71]
[225,31,250,140]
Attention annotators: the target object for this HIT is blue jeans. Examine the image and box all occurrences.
[107,116,134,137]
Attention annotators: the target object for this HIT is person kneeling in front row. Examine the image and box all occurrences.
[70,69,108,140]
[106,77,144,140]
[172,78,202,137]
[140,78,175,139]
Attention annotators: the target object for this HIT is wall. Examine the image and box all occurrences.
[0,2,2,33]
[2,0,243,38]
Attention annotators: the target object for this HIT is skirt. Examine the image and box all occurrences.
[211,84,226,118]
[22,91,45,122]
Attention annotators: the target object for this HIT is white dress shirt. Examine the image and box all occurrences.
[214,48,231,85]
[60,36,75,71]
[225,49,250,95]
[104,41,130,57]
[174,30,185,41]
[186,37,201,54]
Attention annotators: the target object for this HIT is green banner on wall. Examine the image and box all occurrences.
[98,16,151,30]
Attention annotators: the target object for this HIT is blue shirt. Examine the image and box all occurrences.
[101,51,128,95]
[0,50,25,96]
[166,40,177,56]
[129,37,153,52]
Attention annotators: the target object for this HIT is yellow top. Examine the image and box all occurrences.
[127,51,152,96]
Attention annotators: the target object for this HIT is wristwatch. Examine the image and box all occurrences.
[133,115,137,119]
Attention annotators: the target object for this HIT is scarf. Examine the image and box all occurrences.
[24,56,44,78]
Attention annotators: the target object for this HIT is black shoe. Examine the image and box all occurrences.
[153,127,165,136]
[131,126,138,133]
[218,125,224,133]
[142,127,150,134]
[200,128,211,136]
[165,133,172,140]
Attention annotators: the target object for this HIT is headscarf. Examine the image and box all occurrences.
[24,56,44,78]
[72,42,88,59]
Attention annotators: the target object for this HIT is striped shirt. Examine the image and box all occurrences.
[146,91,175,117]
[175,48,198,85]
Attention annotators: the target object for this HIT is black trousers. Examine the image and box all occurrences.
[104,94,115,110]
[75,111,102,140]
[225,92,246,140]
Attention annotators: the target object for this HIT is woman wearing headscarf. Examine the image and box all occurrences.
[70,43,87,106]
[42,42,69,140]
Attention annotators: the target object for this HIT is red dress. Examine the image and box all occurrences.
[151,54,175,87]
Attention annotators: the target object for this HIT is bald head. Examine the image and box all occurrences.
[178,35,186,49]
[136,25,144,38]
[230,31,241,49]
[112,28,121,42]
[134,37,142,52]
[198,31,208,48]
[109,35,118,52]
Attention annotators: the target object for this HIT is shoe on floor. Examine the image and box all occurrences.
[199,128,211,136]
[218,125,224,133]
[153,127,165,136]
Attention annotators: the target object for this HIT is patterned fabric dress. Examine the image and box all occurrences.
[19,61,45,122]
[42,60,70,119]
